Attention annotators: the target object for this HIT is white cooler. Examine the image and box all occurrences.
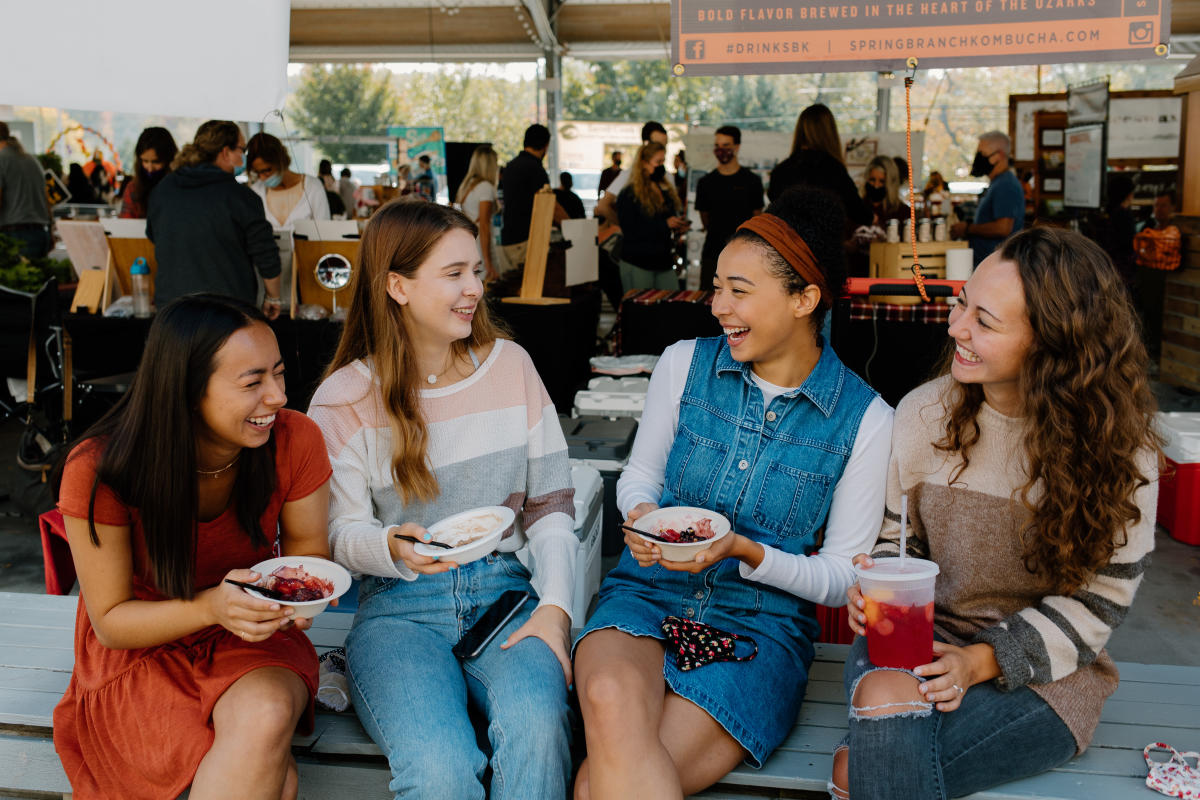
[517,464,605,621]
[573,376,650,421]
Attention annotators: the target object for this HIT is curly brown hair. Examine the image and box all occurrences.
[935,226,1162,595]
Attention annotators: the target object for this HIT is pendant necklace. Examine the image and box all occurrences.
[197,455,240,478]
[426,353,456,385]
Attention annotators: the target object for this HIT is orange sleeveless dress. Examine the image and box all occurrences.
[53,410,332,800]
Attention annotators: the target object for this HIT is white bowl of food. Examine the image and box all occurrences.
[630,506,731,562]
[415,505,516,565]
[244,556,352,618]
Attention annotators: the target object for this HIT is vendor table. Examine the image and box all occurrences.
[616,289,722,355]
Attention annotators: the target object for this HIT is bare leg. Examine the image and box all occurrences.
[574,630,680,800]
[657,692,748,796]
[190,667,309,800]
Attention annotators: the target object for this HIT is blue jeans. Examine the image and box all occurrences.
[346,553,572,800]
[5,226,51,260]
[843,636,1076,799]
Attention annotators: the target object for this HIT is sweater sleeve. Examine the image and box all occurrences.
[975,450,1158,690]
[307,384,415,581]
[739,397,893,606]
[514,347,578,621]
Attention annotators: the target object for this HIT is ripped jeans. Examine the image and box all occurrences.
[841,636,1076,799]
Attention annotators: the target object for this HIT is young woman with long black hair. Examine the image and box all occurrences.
[53,294,333,800]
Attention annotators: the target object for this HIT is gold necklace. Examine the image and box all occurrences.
[197,454,240,478]
[425,353,456,385]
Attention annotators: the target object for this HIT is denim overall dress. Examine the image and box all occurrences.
[579,336,877,765]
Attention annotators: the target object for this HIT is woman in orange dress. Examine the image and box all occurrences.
[53,294,333,800]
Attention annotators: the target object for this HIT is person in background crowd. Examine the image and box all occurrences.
[84,150,116,202]
[148,120,282,318]
[1137,190,1177,362]
[456,144,501,282]
[554,172,586,220]
[596,122,669,227]
[598,150,623,197]
[66,163,97,206]
[52,294,333,800]
[245,133,331,310]
[833,228,1159,800]
[501,124,563,271]
[923,171,949,199]
[1100,173,1137,292]
[414,154,437,201]
[694,125,764,289]
[861,155,909,226]
[308,201,577,799]
[673,150,689,209]
[892,156,909,195]
[615,141,687,291]
[0,121,53,259]
[768,104,871,233]
[574,187,891,800]
[318,159,336,192]
[119,127,178,219]
[950,131,1024,267]
[338,168,358,217]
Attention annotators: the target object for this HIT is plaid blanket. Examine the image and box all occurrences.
[848,298,950,324]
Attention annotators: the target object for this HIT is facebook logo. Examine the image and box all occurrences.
[686,40,706,60]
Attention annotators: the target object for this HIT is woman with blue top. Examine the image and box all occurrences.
[573,187,894,799]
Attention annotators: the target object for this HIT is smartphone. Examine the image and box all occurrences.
[452,590,531,660]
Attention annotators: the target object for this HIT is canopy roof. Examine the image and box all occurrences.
[291,0,1200,62]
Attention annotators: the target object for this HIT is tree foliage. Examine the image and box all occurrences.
[289,64,401,163]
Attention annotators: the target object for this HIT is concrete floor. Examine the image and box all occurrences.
[1,386,1198,665]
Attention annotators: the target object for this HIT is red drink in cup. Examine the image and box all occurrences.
[853,558,940,671]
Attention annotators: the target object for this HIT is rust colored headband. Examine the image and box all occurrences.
[737,214,830,309]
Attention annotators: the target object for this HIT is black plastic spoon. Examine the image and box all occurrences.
[393,533,455,550]
[224,578,289,601]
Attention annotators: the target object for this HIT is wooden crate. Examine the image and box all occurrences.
[868,240,965,304]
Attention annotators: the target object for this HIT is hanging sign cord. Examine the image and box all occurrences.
[904,58,931,303]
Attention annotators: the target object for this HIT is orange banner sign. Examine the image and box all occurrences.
[671,0,1171,75]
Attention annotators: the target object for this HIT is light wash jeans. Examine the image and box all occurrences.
[346,553,572,800]
[843,636,1076,799]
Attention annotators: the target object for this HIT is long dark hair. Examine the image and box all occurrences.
[60,295,278,599]
[935,227,1162,594]
[131,127,178,206]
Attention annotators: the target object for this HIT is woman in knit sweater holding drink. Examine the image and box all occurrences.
[833,227,1161,799]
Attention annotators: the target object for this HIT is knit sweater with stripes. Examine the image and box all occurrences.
[871,375,1157,752]
[307,339,578,620]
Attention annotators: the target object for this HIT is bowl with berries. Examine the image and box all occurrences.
[243,556,352,618]
[630,506,731,562]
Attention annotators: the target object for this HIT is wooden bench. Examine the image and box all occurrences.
[2,591,1195,799]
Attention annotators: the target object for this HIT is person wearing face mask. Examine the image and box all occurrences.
[596,121,669,228]
[147,121,282,318]
[615,141,688,291]
[950,131,1025,267]
[245,133,331,311]
[694,125,765,289]
[861,155,908,226]
[599,150,623,196]
[119,127,178,219]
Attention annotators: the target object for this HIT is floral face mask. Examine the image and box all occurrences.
[661,616,758,671]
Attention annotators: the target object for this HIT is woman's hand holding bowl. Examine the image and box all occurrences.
[658,530,741,574]
[388,522,458,574]
[208,568,295,641]
[623,503,661,567]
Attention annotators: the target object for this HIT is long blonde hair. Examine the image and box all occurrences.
[863,155,903,214]
[322,201,509,503]
[455,144,499,209]
[173,120,240,170]
[628,142,681,216]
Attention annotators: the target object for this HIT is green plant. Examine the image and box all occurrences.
[0,232,73,293]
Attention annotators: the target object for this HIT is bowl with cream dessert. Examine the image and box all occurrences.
[630,506,731,562]
[243,556,352,618]
[415,505,516,565]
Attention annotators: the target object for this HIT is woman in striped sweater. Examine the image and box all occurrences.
[832,227,1162,799]
[307,201,577,799]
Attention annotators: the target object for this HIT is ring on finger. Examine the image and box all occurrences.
[953,684,964,696]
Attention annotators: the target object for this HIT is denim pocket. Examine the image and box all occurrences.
[751,462,832,540]
[357,575,399,604]
[665,424,730,506]
[494,552,532,581]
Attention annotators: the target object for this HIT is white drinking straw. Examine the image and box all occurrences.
[899,494,908,567]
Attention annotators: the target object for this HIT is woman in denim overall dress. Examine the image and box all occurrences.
[573,187,894,799]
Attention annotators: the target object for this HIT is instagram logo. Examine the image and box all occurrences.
[1128,21,1154,45]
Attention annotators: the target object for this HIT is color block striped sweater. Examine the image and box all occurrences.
[872,375,1157,752]
[307,339,578,619]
